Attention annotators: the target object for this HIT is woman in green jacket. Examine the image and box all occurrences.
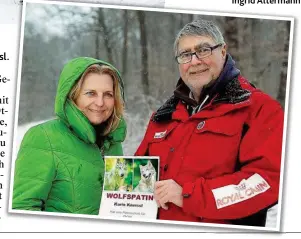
[12,57,127,215]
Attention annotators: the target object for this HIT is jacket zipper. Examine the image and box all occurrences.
[94,143,105,159]
[193,94,210,114]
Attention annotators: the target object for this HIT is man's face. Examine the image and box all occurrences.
[177,35,226,94]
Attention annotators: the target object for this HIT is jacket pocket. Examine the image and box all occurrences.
[194,118,241,136]
[181,118,242,177]
[148,122,178,171]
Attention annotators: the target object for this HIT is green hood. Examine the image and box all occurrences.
[54,57,126,145]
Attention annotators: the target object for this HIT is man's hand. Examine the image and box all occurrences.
[154,179,183,210]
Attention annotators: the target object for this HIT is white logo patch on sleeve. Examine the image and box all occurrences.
[211,174,271,209]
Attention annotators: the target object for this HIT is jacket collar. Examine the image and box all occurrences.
[64,100,95,143]
[64,100,126,146]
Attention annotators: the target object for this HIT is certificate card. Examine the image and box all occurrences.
[99,156,159,219]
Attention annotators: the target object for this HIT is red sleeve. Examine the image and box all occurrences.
[182,94,284,220]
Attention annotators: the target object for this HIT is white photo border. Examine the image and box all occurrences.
[8,0,294,232]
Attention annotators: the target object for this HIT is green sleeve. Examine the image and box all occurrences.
[12,125,56,211]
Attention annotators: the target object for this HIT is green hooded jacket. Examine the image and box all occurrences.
[12,57,127,215]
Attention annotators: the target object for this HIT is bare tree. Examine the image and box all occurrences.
[122,10,129,77]
[277,21,290,106]
[96,8,113,63]
[223,17,239,61]
[137,11,149,96]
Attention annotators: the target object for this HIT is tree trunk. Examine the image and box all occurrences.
[224,17,239,61]
[95,32,100,59]
[122,10,129,77]
[137,11,149,96]
[97,8,113,64]
[277,21,290,107]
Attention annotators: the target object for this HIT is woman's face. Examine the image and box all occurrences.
[75,73,115,125]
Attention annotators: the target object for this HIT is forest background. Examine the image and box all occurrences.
[17,2,290,155]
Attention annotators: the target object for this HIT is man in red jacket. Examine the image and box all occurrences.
[135,19,284,227]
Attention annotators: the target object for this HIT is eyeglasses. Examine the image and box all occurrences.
[175,43,223,64]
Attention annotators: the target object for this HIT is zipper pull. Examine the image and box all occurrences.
[195,95,209,114]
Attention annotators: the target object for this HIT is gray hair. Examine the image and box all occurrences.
[174,19,225,56]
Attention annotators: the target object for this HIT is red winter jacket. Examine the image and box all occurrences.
[135,76,284,225]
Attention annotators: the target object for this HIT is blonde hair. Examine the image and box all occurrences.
[69,64,124,136]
